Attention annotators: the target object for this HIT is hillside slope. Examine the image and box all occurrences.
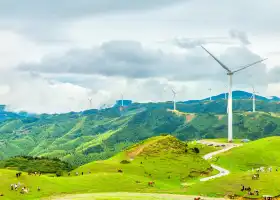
[1,101,280,166]
[213,136,280,172]
[0,136,216,200]
[76,135,215,183]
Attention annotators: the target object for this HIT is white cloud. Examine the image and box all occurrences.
[0,0,279,113]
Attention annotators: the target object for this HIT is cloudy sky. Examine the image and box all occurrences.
[0,0,279,113]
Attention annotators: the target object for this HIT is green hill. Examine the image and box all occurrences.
[75,135,215,183]
[1,100,280,166]
[185,136,280,198]
[0,136,216,200]
[213,136,280,172]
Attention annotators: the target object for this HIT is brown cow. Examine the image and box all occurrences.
[148,181,155,186]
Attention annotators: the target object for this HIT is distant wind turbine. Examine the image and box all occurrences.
[171,88,177,111]
[251,86,258,112]
[208,88,212,101]
[201,45,267,142]
[88,98,92,108]
[121,93,124,107]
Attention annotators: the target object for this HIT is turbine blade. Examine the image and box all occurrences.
[201,45,231,73]
[232,58,268,74]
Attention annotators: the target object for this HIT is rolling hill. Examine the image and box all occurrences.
[1,99,280,166]
[0,136,216,200]
[213,136,280,172]
[185,136,280,198]
[75,135,215,183]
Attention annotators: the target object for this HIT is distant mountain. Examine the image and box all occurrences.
[114,100,133,107]
[1,99,280,166]
[182,90,279,103]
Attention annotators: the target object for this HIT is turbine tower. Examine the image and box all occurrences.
[88,98,92,109]
[171,89,177,111]
[208,88,212,101]
[251,86,258,112]
[201,45,267,142]
[121,93,124,107]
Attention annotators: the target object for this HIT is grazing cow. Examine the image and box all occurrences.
[16,172,22,178]
[148,181,155,186]
[37,186,41,191]
[118,169,123,173]
[246,187,251,192]
[252,174,260,180]
[254,190,259,196]
[248,191,254,195]
[194,197,201,200]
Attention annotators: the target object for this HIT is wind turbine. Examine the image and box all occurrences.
[251,86,258,112]
[171,88,177,111]
[121,93,124,107]
[208,88,212,101]
[88,98,92,109]
[201,45,267,142]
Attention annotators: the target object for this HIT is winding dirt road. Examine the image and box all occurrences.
[198,141,242,181]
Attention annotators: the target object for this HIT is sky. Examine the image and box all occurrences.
[0,0,280,113]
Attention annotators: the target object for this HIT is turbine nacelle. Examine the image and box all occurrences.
[201,45,267,143]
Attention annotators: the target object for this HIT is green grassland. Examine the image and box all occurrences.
[75,136,215,183]
[184,136,280,198]
[0,136,217,200]
[200,138,244,144]
[214,136,280,172]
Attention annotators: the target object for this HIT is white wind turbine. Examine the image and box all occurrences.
[251,86,258,112]
[88,97,92,109]
[201,46,267,142]
[208,88,212,101]
[171,88,177,111]
[121,93,124,107]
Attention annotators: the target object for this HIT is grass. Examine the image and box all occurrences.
[75,136,214,184]
[186,171,280,198]
[214,136,280,172]
[201,138,244,144]
[183,136,280,198]
[0,135,216,200]
[0,169,178,200]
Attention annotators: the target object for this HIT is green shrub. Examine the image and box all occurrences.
[120,160,131,164]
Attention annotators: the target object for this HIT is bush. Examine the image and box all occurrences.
[192,147,200,154]
[120,160,131,164]
[56,170,63,177]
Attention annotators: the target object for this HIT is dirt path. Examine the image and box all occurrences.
[47,192,225,200]
[198,141,242,181]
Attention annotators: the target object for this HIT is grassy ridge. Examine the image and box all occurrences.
[0,136,216,199]
[214,137,280,172]
[76,136,215,184]
[1,101,280,166]
[185,136,280,197]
